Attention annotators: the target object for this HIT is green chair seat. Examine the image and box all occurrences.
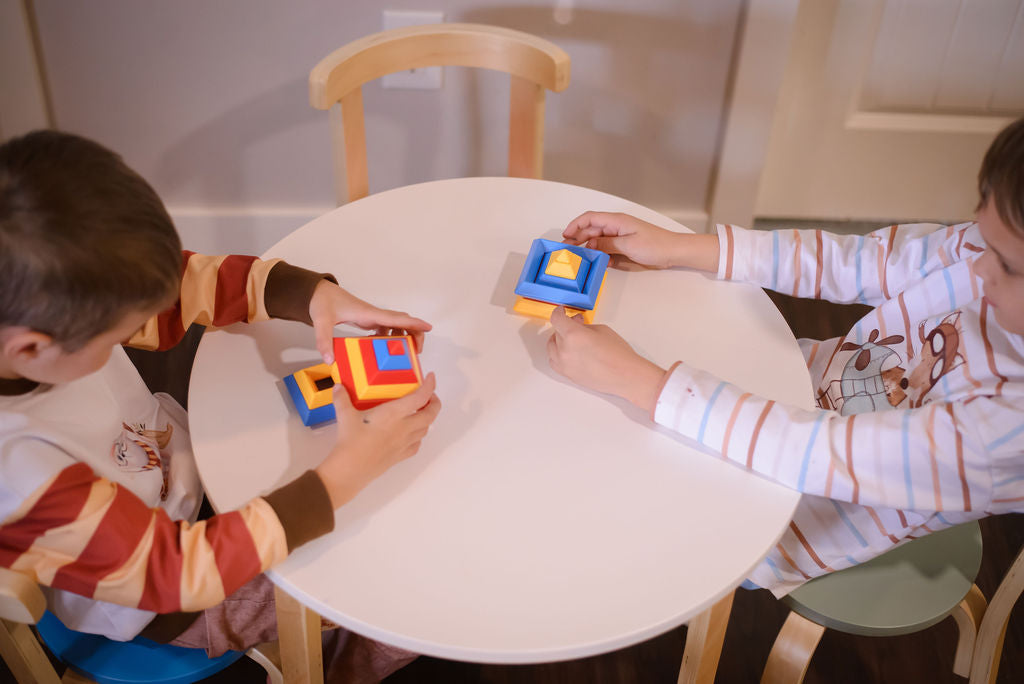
[782,521,983,637]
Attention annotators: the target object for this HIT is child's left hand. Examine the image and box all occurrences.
[546,306,667,413]
[309,280,432,364]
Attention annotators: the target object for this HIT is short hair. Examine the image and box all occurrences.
[978,116,1024,237]
[0,130,182,351]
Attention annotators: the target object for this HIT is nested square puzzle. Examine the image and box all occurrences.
[513,238,609,323]
[284,334,423,426]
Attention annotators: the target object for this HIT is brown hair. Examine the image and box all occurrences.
[978,117,1024,236]
[0,130,182,351]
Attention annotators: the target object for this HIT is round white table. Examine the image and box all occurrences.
[188,177,813,665]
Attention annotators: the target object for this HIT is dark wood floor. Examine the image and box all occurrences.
[4,296,1023,683]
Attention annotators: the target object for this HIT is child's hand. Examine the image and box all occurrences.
[308,280,432,364]
[315,373,441,508]
[546,307,667,413]
[562,211,719,272]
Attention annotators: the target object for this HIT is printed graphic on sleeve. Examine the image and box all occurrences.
[818,312,964,415]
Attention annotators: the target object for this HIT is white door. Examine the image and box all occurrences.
[755,0,1024,223]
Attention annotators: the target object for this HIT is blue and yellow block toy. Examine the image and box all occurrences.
[284,334,423,426]
[513,238,609,323]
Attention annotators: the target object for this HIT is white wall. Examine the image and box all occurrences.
[27,0,741,253]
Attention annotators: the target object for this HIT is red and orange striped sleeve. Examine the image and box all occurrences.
[126,252,334,351]
[0,464,332,613]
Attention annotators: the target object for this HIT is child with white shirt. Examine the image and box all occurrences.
[547,117,1024,595]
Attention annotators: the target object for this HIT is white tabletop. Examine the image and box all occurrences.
[188,177,813,664]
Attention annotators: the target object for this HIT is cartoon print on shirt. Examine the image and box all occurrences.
[817,313,965,415]
[825,329,907,415]
[905,311,964,408]
[111,422,173,499]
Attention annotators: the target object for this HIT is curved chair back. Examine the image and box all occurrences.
[309,23,570,203]
[970,538,1024,683]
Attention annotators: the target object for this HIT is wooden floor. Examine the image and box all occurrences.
[4,295,1023,684]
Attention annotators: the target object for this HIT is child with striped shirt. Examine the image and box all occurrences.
[546,117,1024,596]
[0,130,440,679]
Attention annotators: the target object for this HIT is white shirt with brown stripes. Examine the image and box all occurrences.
[654,222,1024,596]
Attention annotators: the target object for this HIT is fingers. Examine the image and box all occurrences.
[313,317,336,364]
[367,310,432,334]
[548,306,585,335]
[563,211,629,243]
[331,383,356,428]
[386,372,438,416]
[546,333,563,375]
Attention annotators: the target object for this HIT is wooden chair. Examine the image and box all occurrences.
[0,566,281,683]
[309,23,570,204]
[759,521,986,683]
[970,534,1024,683]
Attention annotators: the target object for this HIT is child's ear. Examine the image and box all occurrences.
[0,328,56,363]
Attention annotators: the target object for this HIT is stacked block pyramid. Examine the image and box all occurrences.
[513,238,609,323]
[284,334,423,426]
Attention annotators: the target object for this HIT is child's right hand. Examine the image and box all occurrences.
[315,373,441,508]
[562,211,719,273]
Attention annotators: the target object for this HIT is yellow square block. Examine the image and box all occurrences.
[545,248,582,279]
[512,272,605,324]
[293,363,337,409]
[343,338,421,400]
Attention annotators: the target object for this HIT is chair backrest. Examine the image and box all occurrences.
[971,541,1024,683]
[309,23,570,204]
[0,566,45,625]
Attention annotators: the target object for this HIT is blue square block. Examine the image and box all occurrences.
[284,374,335,426]
[514,239,609,309]
[535,250,591,292]
[372,338,412,370]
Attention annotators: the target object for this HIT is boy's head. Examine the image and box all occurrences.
[975,117,1024,335]
[0,130,181,383]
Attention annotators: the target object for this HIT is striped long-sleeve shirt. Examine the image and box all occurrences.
[654,223,1024,596]
[0,253,335,640]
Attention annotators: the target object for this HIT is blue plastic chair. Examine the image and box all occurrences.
[35,610,247,684]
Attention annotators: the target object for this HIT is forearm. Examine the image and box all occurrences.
[667,232,720,272]
[653,363,994,512]
[1,464,333,613]
[126,254,334,351]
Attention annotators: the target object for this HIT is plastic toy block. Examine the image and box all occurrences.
[544,248,582,279]
[285,373,337,426]
[358,337,419,384]
[333,334,423,409]
[513,272,606,324]
[514,238,609,311]
[373,337,413,371]
[536,250,590,292]
[293,363,339,410]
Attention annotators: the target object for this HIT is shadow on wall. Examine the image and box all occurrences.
[153,3,741,212]
[458,4,742,208]
[152,77,327,207]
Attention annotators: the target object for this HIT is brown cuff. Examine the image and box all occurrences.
[265,262,338,324]
[138,611,202,643]
[262,469,335,553]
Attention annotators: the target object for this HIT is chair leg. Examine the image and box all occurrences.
[60,668,96,683]
[0,618,61,684]
[970,545,1024,684]
[678,590,735,684]
[951,584,987,677]
[760,611,826,684]
[274,586,324,684]
[248,643,284,684]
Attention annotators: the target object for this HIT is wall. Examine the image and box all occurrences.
[26,0,742,253]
